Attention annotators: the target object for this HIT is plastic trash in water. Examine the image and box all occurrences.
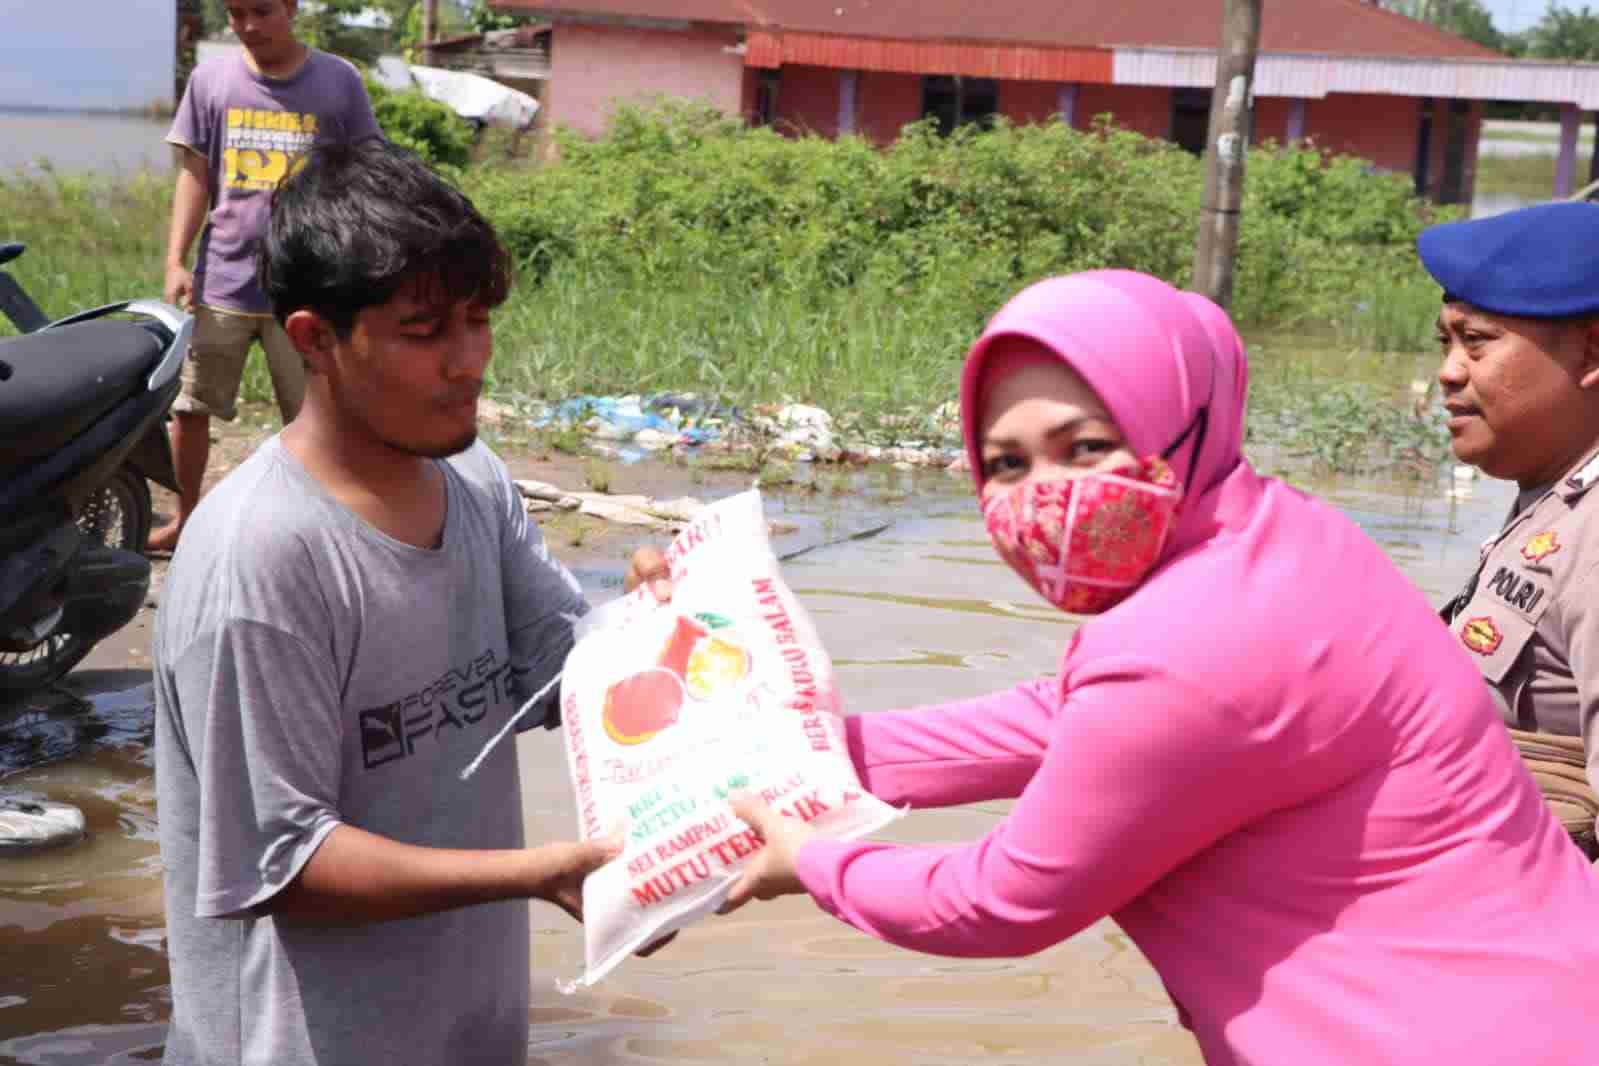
[529,393,738,450]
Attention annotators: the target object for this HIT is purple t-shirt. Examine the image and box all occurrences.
[167,49,380,314]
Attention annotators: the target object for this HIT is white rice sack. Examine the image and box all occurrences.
[559,490,899,989]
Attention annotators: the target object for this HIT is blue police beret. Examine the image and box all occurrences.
[1417,201,1599,319]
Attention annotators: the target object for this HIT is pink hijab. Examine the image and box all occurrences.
[959,271,1248,562]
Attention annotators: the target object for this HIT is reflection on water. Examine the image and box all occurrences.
[1,683,154,780]
[0,465,1519,1064]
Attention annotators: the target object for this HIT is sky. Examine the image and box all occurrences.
[1481,0,1587,33]
[1,0,172,111]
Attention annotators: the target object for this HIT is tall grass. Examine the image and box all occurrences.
[1475,152,1596,201]
[485,261,985,417]
[1336,273,1444,354]
[0,168,168,325]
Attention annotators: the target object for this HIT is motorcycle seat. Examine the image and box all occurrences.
[0,320,164,472]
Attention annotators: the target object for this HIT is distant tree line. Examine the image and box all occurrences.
[197,0,535,65]
[1374,0,1599,60]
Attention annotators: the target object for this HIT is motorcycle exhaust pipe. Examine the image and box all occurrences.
[58,545,151,647]
[0,537,149,653]
[0,523,79,646]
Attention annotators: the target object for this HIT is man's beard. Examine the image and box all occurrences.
[385,427,479,460]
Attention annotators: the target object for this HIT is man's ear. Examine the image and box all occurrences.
[285,310,337,374]
[1581,319,1599,392]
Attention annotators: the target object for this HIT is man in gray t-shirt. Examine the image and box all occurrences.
[155,139,669,1065]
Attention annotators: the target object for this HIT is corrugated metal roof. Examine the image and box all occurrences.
[1117,47,1599,108]
[494,0,1503,61]
[746,30,1111,83]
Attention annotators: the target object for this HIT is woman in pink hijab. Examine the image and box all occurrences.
[727,271,1599,1065]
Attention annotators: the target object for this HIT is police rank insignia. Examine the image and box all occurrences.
[1460,616,1504,655]
[1522,531,1561,563]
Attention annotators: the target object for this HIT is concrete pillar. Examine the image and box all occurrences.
[838,70,859,136]
[1556,101,1581,198]
[1286,98,1307,143]
[1590,111,1599,186]
[1058,83,1078,128]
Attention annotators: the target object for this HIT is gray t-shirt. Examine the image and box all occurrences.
[154,437,587,1066]
[167,50,380,314]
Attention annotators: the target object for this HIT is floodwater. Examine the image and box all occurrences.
[1471,191,1537,218]
[1480,119,1595,160]
[0,461,1518,1065]
[0,112,173,178]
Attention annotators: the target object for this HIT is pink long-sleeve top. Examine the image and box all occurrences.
[795,273,1599,1066]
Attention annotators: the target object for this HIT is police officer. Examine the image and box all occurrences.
[1423,201,1599,856]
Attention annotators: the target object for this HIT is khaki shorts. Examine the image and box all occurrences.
[173,305,305,423]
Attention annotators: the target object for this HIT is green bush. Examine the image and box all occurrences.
[463,104,1454,342]
[364,78,474,169]
[466,105,1203,307]
[1246,140,1450,246]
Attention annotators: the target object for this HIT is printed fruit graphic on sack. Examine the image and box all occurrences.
[685,636,749,701]
[684,613,750,701]
[602,614,750,745]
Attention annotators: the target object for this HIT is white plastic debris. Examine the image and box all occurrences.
[515,481,710,532]
[758,403,837,456]
[408,65,540,129]
[0,796,86,854]
[632,428,677,451]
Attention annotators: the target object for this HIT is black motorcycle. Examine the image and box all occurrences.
[0,242,189,697]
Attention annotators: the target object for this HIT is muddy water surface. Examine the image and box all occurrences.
[1,467,1516,1064]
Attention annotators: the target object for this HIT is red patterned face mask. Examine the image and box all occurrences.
[982,456,1182,614]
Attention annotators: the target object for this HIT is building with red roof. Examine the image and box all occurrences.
[494,0,1599,203]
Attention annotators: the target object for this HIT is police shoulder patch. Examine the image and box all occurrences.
[1521,530,1561,564]
[1461,615,1503,656]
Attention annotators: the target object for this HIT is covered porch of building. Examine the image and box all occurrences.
[744,31,1599,203]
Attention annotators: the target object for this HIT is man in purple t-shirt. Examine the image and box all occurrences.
[152,0,379,552]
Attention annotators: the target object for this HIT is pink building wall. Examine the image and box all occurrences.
[1252,97,1295,144]
[1074,83,1171,138]
[858,71,923,143]
[1000,80,1061,125]
[546,22,745,138]
[1305,93,1423,175]
[776,63,844,137]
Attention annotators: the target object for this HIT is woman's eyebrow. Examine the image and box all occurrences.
[982,415,1106,452]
